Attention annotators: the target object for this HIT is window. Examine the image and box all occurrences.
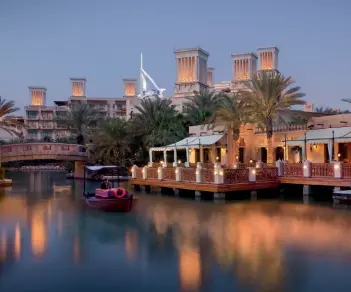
[43,145,51,150]
[61,146,69,151]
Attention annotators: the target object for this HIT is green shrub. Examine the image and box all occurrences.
[0,167,5,180]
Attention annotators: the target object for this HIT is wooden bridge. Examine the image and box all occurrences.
[0,143,88,178]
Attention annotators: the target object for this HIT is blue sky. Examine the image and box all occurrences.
[0,0,350,113]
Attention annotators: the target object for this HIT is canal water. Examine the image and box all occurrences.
[1,171,351,292]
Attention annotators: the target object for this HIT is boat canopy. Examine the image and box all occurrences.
[85,165,118,171]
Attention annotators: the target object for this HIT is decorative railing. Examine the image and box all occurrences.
[223,169,249,184]
[136,168,143,179]
[132,166,278,185]
[181,168,196,182]
[255,123,307,134]
[256,168,278,182]
[147,168,158,179]
[202,169,214,183]
[283,163,303,177]
[343,164,351,178]
[163,168,176,180]
[311,163,334,178]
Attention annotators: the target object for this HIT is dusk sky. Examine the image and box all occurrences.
[0,0,350,113]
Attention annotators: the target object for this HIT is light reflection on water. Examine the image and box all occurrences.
[0,171,351,291]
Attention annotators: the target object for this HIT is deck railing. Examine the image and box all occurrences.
[134,162,351,183]
[223,169,250,184]
[283,163,303,177]
[133,165,277,184]
[311,163,334,178]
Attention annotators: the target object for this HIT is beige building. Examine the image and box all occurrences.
[148,112,351,167]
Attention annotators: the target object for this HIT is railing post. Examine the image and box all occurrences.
[256,160,263,168]
[275,160,284,177]
[157,167,163,180]
[131,165,138,178]
[175,167,181,182]
[248,167,256,182]
[142,166,148,179]
[334,161,343,179]
[214,167,224,184]
[303,160,311,178]
[196,164,203,183]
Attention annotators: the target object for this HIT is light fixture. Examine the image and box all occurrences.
[338,153,341,157]
[178,160,181,163]
[216,156,219,161]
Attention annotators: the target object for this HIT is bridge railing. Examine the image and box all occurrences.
[0,143,87,160]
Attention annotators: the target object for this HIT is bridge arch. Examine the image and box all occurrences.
[0,143,87,163]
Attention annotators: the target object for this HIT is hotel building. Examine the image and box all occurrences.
[24,45,345,165]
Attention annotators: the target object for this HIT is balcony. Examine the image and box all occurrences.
[56,124,68,129]
[41,115,54,120]
[27,123,39,129]
[40,123,55,129]
[27,115,39,120]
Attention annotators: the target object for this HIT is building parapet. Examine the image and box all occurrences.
[255,124,307,134]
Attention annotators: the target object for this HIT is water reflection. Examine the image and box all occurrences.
[1,171,351,291]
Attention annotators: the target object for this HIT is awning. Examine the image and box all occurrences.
[150,134,224,151]
[287,127,351,146]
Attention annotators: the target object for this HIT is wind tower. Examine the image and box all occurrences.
[174,47,209,97]
[232,53,258,83]
[207,67,214,87]
[123,78,139,119]
[70,78,87,99]
[257,47,279,73]
[28,86,47,106]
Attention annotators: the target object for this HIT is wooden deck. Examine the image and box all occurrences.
[131,178,280,192]
[280,177,351,187]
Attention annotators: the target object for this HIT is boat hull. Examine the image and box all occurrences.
[85,197,137,212]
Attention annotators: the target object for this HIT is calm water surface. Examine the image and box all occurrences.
[1,171,351,292]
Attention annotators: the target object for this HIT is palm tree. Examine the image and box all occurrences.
[242,71,305,163]
[131,98,187,148]
[209,93,249,167]
[183,89,218,126]
[57,103,98,145]
[90,118,131,165]
[0,97,23,136]
[315,106,339,114]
